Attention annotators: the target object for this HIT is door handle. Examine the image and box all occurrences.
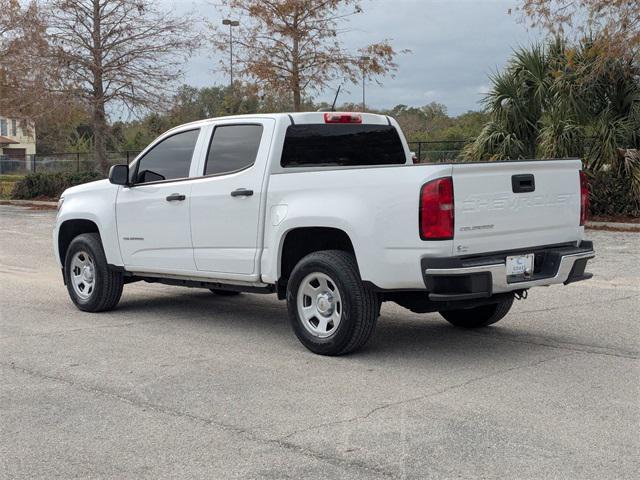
[230,188,254,197]
[166,193,186,201]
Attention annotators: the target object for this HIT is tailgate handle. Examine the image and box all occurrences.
[512,174,535,193]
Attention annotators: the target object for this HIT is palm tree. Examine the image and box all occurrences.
[465,37,640,197]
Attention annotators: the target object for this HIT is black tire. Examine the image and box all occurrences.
[209,288,241,296]
[64,233,123,312]
[440,295,514,328]
[286,250,380,356]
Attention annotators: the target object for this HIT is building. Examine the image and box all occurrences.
[0,115,36,172]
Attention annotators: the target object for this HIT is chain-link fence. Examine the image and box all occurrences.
[407,140,470,163]
[0,151,142,175]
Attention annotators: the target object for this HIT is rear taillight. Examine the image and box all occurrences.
[580,170,589,226]
[420,177,454,240]
[323,113,362,124]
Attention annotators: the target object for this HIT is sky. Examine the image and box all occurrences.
[169,0,545,116]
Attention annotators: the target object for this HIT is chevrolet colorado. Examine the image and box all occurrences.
[54,112,595,355]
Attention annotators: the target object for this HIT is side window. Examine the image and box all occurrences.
[135,129,200,184]
[204,124,263,176]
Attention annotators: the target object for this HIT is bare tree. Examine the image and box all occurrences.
[0,0,59,121]
[514,0,640,62]
[0,1,31,68]
[210,0,406,111]
[43,0,200,173]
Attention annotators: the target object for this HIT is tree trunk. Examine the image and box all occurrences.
[91,0,108,175]
[291,7,301,112]
[292,83,301,112]
[93,101,108,174]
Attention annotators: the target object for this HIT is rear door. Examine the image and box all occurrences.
[451,160,582,256]
[189,119,274,279]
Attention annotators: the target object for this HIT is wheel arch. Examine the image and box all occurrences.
[277,226,358,299]
[57,219,100,266]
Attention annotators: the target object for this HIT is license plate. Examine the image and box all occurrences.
[506,254,534,276]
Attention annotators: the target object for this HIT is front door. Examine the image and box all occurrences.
[190,120,274,278]
[116,128,202,273]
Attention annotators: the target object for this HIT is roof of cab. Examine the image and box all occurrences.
[166,111,391,133]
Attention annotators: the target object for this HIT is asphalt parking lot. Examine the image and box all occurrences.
[0,204,638,479]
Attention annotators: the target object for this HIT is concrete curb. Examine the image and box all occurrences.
[586,221,640,232]
[0,199,57,209]
[587,220,638,229]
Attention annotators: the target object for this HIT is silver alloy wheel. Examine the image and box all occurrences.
[296,272,343,338]
[70,250,96,300]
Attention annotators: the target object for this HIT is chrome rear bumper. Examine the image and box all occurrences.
[422,241,595,301]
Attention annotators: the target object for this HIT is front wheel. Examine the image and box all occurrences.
[64,233,123,312]
[439,295,514,328]
[286,250,380,356]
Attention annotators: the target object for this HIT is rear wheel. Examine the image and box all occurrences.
[64,233,123,312]
[286,250,379,356]
[440,295,514,328]
[209,288,240,296]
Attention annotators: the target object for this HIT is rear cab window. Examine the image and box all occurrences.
[204,124,263,176]
[280,124,406,168]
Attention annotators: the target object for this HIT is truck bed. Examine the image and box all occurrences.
[262,159,585,290]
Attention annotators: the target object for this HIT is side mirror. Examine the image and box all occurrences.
[109,164,130,186]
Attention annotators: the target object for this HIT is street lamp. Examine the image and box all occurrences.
[359,56,370,112]
[222,19,240,93]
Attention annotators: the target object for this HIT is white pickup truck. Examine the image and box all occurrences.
[54,112,595,355]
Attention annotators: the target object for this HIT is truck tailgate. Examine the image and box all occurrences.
[452,160,583,255]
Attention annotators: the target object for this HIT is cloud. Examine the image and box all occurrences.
[171,0,544,115]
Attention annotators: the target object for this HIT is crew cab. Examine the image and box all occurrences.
[54,112,595,355]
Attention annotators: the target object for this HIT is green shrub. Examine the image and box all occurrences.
[588,169,640,218]
[0,175,22,199]
[11,171,102,200]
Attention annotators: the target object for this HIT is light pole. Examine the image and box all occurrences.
[222,19,240,93]
[359,56,370,112]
